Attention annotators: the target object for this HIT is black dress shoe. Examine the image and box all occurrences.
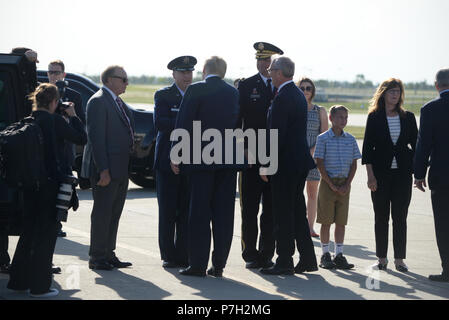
[429,274,449,282]
[260,264,294,275]
[0,263,10,274]
[57,230,67,238]
[207,267,223,277]
[108,257,132,268]
[179,266,206,277]
[395,263,408,273]
[259,260,275,269]
[245,261,260,269]
[177,262,189,268]
[89,260,114,270]
[52,265,62,274]
[294,261,318,274]
[162,261,179,268]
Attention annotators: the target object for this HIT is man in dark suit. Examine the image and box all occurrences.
[171,56,240,277]
[414,68,449,282]
[237,42,283,270]
[260,57,318,275]
[154,56,197,269]
[81,65,134,270]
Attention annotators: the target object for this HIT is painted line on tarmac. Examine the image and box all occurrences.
[62,225,297,300]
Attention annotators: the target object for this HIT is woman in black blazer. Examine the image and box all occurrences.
[362,78,418,272]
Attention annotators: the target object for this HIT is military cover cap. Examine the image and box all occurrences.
[167,56,197,71]
[253,42,283,59]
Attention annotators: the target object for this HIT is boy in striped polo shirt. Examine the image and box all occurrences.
[314,105,361,270]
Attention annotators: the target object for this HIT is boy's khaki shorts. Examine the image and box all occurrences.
[317,178,350,226]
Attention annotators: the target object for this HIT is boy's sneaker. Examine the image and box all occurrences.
[333,253,354,270]
[319,252,336,269]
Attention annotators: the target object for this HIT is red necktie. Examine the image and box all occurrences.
[115,97,134,148]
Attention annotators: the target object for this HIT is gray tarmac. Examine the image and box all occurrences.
[1,142,448,300]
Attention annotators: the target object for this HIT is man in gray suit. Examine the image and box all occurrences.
[81,65,134,270]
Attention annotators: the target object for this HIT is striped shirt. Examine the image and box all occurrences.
[387,115,401,169]
[314,128,361,178]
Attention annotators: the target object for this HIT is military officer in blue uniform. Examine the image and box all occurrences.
[153,55,197,269]
[237,42,283,269]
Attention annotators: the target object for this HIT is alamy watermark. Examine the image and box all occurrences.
[170,121,279,175]
[365,266,381,290]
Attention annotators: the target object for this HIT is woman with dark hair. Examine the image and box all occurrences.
[7,83,86,298]
[297,77,328,238]
[362,78,418,272]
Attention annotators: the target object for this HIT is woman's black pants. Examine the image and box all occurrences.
[7,182,58,294]
[371,169,412,259]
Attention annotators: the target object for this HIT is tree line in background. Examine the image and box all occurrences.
[314,74,434,90]
[84,73,435,90]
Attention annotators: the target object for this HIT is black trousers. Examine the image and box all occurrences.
[0,226,10,265]
[89,177,128,261]
[371,169,412,259]
[270,170,317,268]
[7,182,58,294]
[156,169,189,265]
[431,188,449,276]
[188,169,237,271]
[240,167,274,263]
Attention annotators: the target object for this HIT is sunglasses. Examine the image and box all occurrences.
[111,76,128,83]
[48,70,63,75]
[300,86,313,92]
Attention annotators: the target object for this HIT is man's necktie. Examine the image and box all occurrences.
[115,97,134,148]
[267,78,272,90]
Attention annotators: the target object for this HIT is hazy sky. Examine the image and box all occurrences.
[1,0,448,83]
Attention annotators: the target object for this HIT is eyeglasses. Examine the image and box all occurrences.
[267,68,279,74]
[48,70,63,75]
[111,76,128,83]
[300,86,313,92]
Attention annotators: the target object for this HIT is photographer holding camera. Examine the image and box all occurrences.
[47,60,86,238]
[7,83,86,298]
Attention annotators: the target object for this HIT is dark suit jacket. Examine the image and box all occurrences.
[153,84,183,172]
[54,114,87,174]
[414,91,449,189]
[362,109,418,175]
[81,88,135,180]
[173,76,240,171]
[238,73,274,131]
[238,73,275,165]
[65,88,86,125]
[267,81,315,175]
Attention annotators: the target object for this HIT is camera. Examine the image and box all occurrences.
[56,175,78,222]
[55,80,70,114]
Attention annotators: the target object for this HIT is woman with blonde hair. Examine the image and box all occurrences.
[362,78,418,272]
[297,77,328,238]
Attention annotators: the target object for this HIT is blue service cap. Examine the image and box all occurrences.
[167,56,197,71]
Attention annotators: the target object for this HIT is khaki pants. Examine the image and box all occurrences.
[317,178,350,226]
